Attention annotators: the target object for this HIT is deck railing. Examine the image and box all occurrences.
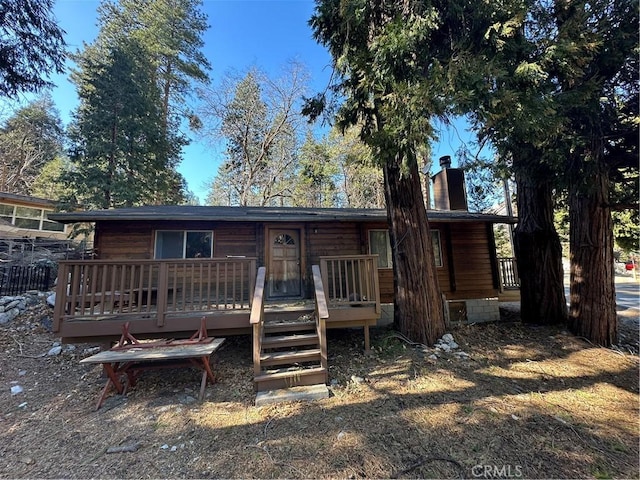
[497,257,520,290]
[312,264,329,375]
[319,255,380,313]
[53,258,257,330]
[250,266,267,376]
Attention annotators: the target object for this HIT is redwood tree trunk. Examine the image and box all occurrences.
[513,159,567,325]
[383,155,445,346]
[568,163,617,346]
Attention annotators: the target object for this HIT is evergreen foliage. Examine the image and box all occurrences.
[62,0,211,210]
[0,0,66,97]
[0,96,64,195]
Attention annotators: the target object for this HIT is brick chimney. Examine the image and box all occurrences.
[431,156,468,211]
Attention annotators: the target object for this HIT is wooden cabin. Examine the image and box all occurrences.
[48,168,517,394]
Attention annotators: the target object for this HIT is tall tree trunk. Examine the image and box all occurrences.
[513,154,567,325]
[383,154,445,346]
[568,159,617,346]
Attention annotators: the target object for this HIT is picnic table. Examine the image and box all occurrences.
[80,320,225,410]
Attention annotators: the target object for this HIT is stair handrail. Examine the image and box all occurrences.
[250,266,267,376]
[312,264,329,377]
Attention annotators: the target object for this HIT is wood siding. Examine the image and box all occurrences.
[441,222,499,299]
[93,218,499,303]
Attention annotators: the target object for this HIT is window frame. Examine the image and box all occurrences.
[154,230,214,259]
[431,229,443,267]
[368,229,393,269]
[0,202,66,233]
[368,228,443,269]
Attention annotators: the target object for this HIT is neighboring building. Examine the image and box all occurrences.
[0,191,67,239]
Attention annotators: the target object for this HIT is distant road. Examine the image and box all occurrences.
[563,274,640,315]
[615,276,640,314]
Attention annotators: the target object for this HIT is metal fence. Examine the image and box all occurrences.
[0,265,54,296]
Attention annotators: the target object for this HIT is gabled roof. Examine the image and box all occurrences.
[49,205,517,224]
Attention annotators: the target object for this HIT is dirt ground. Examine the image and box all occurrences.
[0,300,638,479]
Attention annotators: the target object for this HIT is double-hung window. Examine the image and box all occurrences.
[154,231,213,259]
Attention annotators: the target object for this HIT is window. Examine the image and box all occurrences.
[14,206,42,230]
[431,230,443,267]
[0,203,66,233]
[369,229,443,268]
[369,230,392,268]
[155,231,213,259]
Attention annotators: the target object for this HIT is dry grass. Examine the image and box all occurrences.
[0,304,638,479]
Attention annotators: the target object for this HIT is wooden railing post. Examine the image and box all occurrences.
[312,265,329,380]
[52,262,68,333]
[156,262,168,327]
[250,267,266,378]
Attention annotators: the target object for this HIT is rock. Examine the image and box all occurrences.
[46,293,56,307]
[441,333,455,343]
[4,299,25,311]
[83,346,101,355]
[350,375,365,384]
[449,341,459,349]
[438,343,451,352]
[10,385,23,395]
[428,354,438,361]
[47,345,62,356]
[179,395,197,405]
[0,308,20,324]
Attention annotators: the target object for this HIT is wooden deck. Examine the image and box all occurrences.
[54,256,381,345]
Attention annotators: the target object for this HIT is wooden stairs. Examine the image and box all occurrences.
[250,266,330,405]
[254,315,328,392]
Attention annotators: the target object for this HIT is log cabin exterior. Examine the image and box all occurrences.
[48,168,517,393]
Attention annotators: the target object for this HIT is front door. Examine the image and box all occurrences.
[269,229,301,298]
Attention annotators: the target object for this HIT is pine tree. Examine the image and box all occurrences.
[0,95,64,194]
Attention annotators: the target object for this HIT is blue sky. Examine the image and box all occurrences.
[46,0,473,203]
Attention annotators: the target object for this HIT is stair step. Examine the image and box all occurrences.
[264,307,314,323]
[264,320,316,334]
[254,366,327,391]
[255,384,329,406]
[260,348,321,366]
[262,333,318,349]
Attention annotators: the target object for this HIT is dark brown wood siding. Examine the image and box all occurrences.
[441,222,499,299]
[93,218,499,302]
[95,221,259,261]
